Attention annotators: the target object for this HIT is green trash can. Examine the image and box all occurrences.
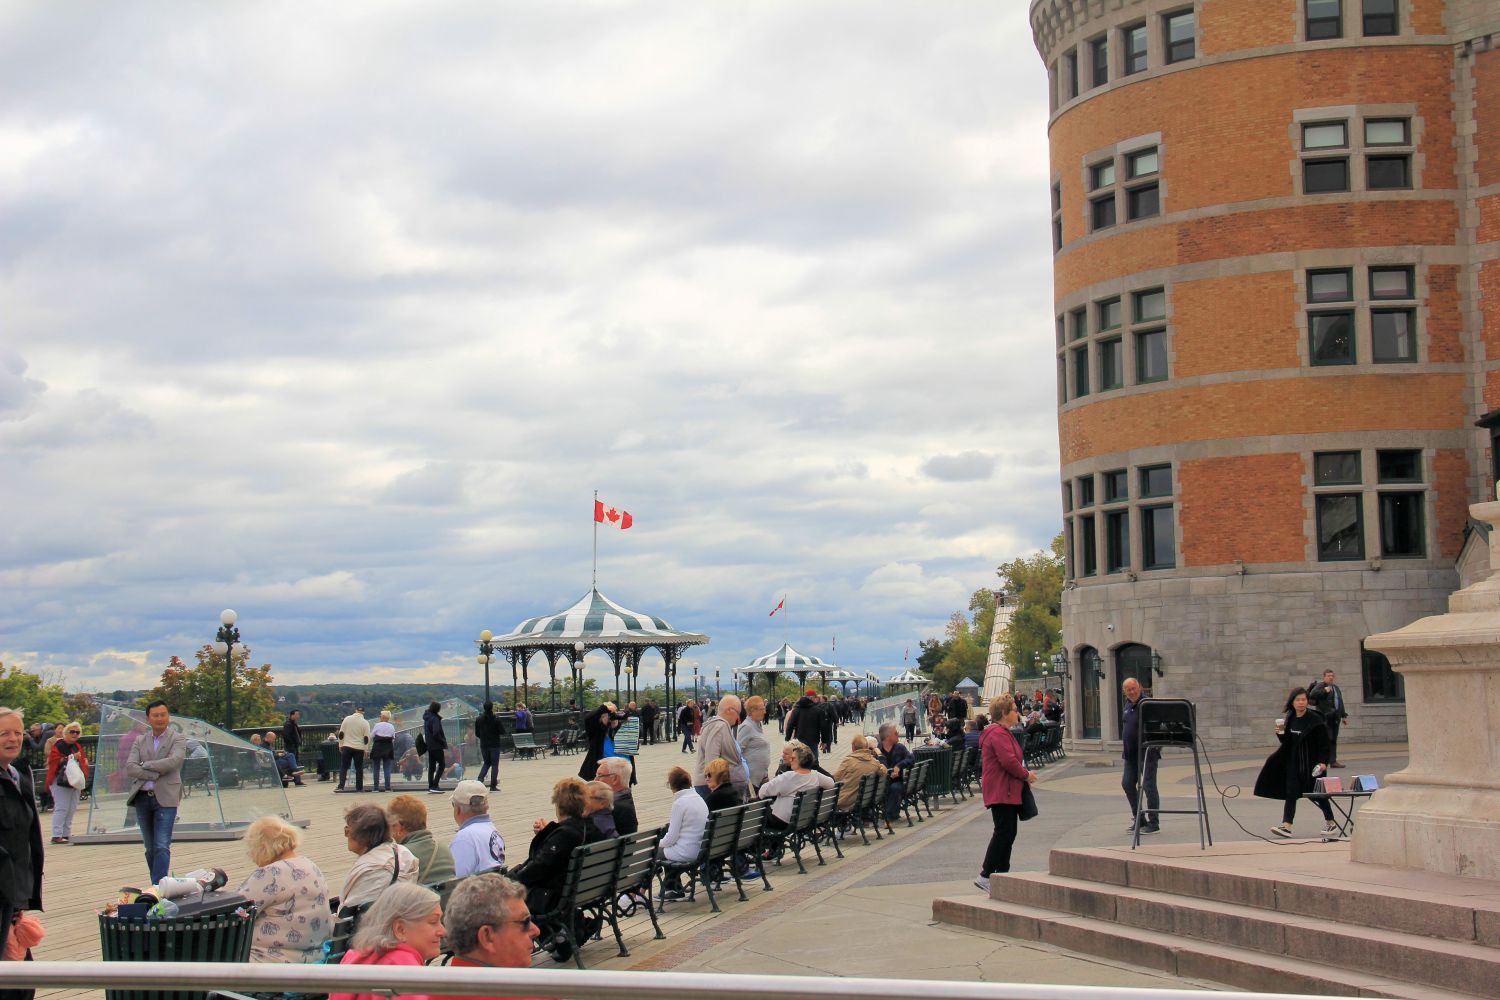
[320,741,342,781]
[913,744,954,798]
[99,907,257,1000]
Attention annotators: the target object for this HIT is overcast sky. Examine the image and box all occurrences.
[0,1,1057,695]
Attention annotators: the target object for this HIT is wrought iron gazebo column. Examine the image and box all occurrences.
[544,649,560,712]
[627,648,642,705]
[509,651,520,709]
[520,652,531,710]
[609,648,624,704]
[662,646,679,741]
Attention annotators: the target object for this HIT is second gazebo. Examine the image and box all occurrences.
[737,643,845,699]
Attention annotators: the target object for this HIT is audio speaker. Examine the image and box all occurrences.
[1139,698,1196,746]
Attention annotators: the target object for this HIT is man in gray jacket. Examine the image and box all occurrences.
[125,700,186,883]
[692,695,747,800]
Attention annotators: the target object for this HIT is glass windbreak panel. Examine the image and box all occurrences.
[1364,118,1408,146]
[1124,23,1148,73]
[1307,0,1343,39]
[1304,158,1350,193]
[1377,449,1420,483]
[1371,309,1415,362]
[1135,288,1166,322]
[1370,266,1413,299]
[1308,268,1352,302]
[1367,155,1410,190]
[1379,492,1425,557]
[1105,510,1130,573]
[1140,464,1172,498]
[1091,161,1116,190]
[1098,297,1122,330]
[1310,311,1354,365]
[1142,504,1176,569]
[392,697,481,776]
[1099,338,1124,390]
[1091,195,1117,230]
[1080,514,1098,575]
[1317,493,1365,560]
[1078,475,1095,507]
[1363,0,1398,36]
[1303,122,1347,150]
[1315,451,1361,485]
[1128,183,1160,220]
[1165,11,1196,63]
[84,703,294,841]
[1128,148,1159,177]
[1091,37,1109,87]
[1136,329,1168,382]
[1103,469,1129,502]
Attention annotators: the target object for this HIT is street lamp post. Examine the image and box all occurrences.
[573,642,585,708]
[715,669,721,700]
[475,630,496,707]
[212,609,244,733]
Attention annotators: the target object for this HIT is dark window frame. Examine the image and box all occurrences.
[1090,35,1109,88]
[1362,0,1398,36]
[1139,464,1172,498]
[1316,492,1366,561]
[1376,449,1421,484]
[1163,9,1196,64]
[1080,513,1098,576]
[1073,345,1090,397]
[1098,337,1124,391]
[1308,267,1354,303]
[1104,508,1131,574]
[1141,503,1176,569]
[1315,450,1362,486]
[1378,490,1426,558]
[1136,328,1168,383]
[1091,193,1117,231]
[1122,21,1148,75]
[1103,469,1129,503]
[1369,265,1414,299]
[1304,157,1351,193]
[1309,309,1356,366]
[1366,153,1411,190]
[1371,307,1416,363]
[1127,182,1160,221]
[1306,0,1343,40]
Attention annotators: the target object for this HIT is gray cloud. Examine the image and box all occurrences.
[0,1,1061,690]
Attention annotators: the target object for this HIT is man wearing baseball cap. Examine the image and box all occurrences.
[448,779,505,876]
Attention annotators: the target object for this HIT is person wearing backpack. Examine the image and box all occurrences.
[474,703,504,792]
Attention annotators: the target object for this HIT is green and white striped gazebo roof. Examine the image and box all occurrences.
[887,669,928,686]
[737,643,837,675]
[493,588,708,648]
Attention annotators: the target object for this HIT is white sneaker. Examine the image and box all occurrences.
[1271,824,1293,838]
[973,874,991,893]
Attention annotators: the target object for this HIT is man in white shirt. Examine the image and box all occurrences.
[449,779,505,876]
[337,706,371,792]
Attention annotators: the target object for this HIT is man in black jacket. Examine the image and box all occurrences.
[474,702,504,791]
[1121,678,1160,835]
[0,708,43,967]
[876,723,914,822]
[785,691,824,763]
[281,709,302,763]
[1308,670,1349,767]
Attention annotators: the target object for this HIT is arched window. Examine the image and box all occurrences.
[1115,643,1154,703]
[1079,646,1102,739]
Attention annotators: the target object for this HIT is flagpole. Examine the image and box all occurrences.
[592,489,598,589]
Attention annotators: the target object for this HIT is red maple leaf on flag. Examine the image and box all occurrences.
[595,500,634,529]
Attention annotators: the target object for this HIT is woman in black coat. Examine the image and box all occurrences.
[422,702,447,791]
[1254,687,1337,838]
[512,777,590,961]
[0,708,43,972]
[578,703,615,781]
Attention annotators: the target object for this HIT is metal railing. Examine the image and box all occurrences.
[0,961,1353,999]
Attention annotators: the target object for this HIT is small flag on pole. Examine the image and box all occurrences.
[904,648,909,662]
[832,636,836,652]
[769,597,785,617]
[594,500,634,530]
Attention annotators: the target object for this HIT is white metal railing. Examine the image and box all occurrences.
[0,961,1358,999]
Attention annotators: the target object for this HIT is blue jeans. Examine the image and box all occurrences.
[134,793,178,883]
[372,757,393,791]
[477,747,501,788]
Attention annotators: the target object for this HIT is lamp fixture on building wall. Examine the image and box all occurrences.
[1151,651,1165,678]
[1050,650,1069,681]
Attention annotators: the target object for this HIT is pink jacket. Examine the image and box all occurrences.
[330,943,429,1000]
[980,724,1029,807]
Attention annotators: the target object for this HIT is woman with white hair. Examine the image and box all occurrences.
[369,710,397,793]
[236,815,331,963]
[0,706,42,965]
[329,883,444,1000]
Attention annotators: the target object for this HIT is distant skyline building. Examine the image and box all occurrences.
[1029,0,1498,747]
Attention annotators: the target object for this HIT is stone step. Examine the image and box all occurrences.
[1048,847,1500,950]
[990,871,1500,998]
[933,894,1485,1000]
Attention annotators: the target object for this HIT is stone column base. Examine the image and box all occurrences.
[1351,782,1500,880]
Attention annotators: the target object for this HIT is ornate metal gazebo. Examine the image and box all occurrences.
[736,643,848,699]
[485,588,709,718]
[887,668,929,690]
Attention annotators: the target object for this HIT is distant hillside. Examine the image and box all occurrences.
[275,683,491,724]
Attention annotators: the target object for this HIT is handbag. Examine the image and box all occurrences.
[1019,783,1039,821]
[64,756,86,791]
[414,731,427,756]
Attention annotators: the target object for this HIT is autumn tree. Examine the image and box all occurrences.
[996,533,1065,678]
[0,663,68,724]
[139,645,280,730]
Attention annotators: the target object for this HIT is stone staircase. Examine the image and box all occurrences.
[933,843,1500,999]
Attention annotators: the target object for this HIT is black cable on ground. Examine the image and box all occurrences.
[1191,734,1339,847]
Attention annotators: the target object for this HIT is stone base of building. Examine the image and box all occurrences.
[1352,784,1500,880]
[1060,565,1455,750]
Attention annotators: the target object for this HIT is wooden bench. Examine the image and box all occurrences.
[511,732,541,761]
[729,799,774,898]
[838,771,885,846]
[656,800,771,913]
[608,827,664,944]
[531,837,621,969]
[773,783,841,874]
[949,747,970,803]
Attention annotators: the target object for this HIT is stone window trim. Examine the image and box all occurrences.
[1294,260,1428,369]
[1056,278,1172,406]
[1063,463,1179,580]
[1036,1,1199,119]
[1083,134,1164,235]
[1304,446,1434,565]
[1290,104,1423,197]
[1297,0,1409,42]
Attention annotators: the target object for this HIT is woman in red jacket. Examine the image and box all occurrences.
[976,694,1036,893]
[45,722,89,844]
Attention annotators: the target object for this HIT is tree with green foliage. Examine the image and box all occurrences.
[996,533,1065,679]
[139,645,281,729]
[0,663,68,724]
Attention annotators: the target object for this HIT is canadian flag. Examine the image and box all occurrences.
[594,500,634,530]
[769,597,784,617]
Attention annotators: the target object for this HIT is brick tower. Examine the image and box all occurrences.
[1029,0,1500,748]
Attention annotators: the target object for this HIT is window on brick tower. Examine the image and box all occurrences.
[1306,0,1342,40]
[1363,0,1398,36]
[1122,22,1148,74]
[1090,35,1108,88]
[1163,9,1195,64]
